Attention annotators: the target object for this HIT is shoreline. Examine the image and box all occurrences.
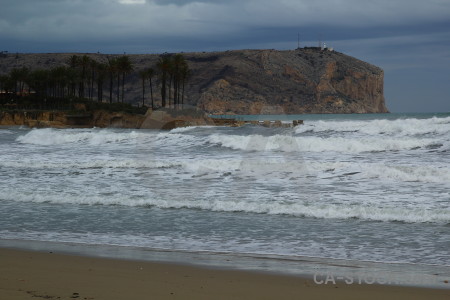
[1,247,449,300]
[1,239,449,290]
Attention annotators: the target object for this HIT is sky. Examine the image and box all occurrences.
[1,0,449,113]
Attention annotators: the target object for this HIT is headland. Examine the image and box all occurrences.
[0,48,389,121]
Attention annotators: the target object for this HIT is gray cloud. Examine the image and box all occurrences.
[150,0,231,5]
[2,0,449,64]
[1,0,449,112]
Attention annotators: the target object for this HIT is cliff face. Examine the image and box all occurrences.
[187,49,388,114]
[0,49,388,114]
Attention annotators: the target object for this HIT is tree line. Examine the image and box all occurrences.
[0,53,191,111]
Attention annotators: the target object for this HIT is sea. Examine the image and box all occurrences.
[0,113,449,287]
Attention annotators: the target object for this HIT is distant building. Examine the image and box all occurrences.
[321,42,334,52]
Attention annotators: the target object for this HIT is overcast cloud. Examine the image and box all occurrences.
[1,0,449,112]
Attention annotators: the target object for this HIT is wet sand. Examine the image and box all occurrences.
[0,248,448,300]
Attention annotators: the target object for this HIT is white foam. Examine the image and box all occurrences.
[362,164,450,184]
[4,189,448,224]
[16,128,152,146]
[208,133,441,153]
[0,129,13,135]
[169,126,215,133]
[296,116,450,137]
[0,158,182,170]
[14,128,208,149]
[151,131,207,148]
[292,160,450,184]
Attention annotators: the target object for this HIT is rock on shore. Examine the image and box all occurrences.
[0,108,214,129]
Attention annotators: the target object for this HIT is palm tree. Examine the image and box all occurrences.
[106,57,118,104]
[0,74,14,98]
[171,54,188,108]
[51,66,69,99]
[117,55,133,103]
[27,69,50,108]
[88,58,98,100]
[65,67,79,98]
[9,68,20,96]
[0,75,7,94]
[78,55,90,99]
[147,67,155,110]
[156,56,171,108]
[180,64,191,109]
[138,69,147,107]
[67,55,79,97]
[95,63,107,103]
[68,55,79,69]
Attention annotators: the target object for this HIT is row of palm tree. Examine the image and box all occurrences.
[138,67,155,109]
[0,55,133,104]
[0,53,191,110]
[157,54,191,109]
[139,54,191,110]
[68,54,133,104]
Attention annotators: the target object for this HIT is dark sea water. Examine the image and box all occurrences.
[0,113,449,287]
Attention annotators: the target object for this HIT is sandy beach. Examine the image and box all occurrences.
[0,248,448,300]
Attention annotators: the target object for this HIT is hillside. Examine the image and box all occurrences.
[0,49,388,114]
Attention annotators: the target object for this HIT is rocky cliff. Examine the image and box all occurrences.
[187,48,388,114]
[0,49,388,114]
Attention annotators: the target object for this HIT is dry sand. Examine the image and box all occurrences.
[0,248,448,300]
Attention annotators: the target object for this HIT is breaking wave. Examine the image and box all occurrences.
[207,133,443,153]
[3,190,448,224]
[0,158,183,170]
[296,116,450,137]
[15,128,205,149]
[16,128,151,145]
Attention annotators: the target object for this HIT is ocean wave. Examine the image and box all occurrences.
[16,128,153,145]
[361,164,450,184]
[207,133,441,153]
[4,191,448,224]
[14,128,205,148]
[3,150,449,184]
[183,158,450,184]
[0,129,14,135]
[0,158,183,170]
[169,126,215,133]
[295,116,450,137]
[151,132,207,148]
[308,161,450,184]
